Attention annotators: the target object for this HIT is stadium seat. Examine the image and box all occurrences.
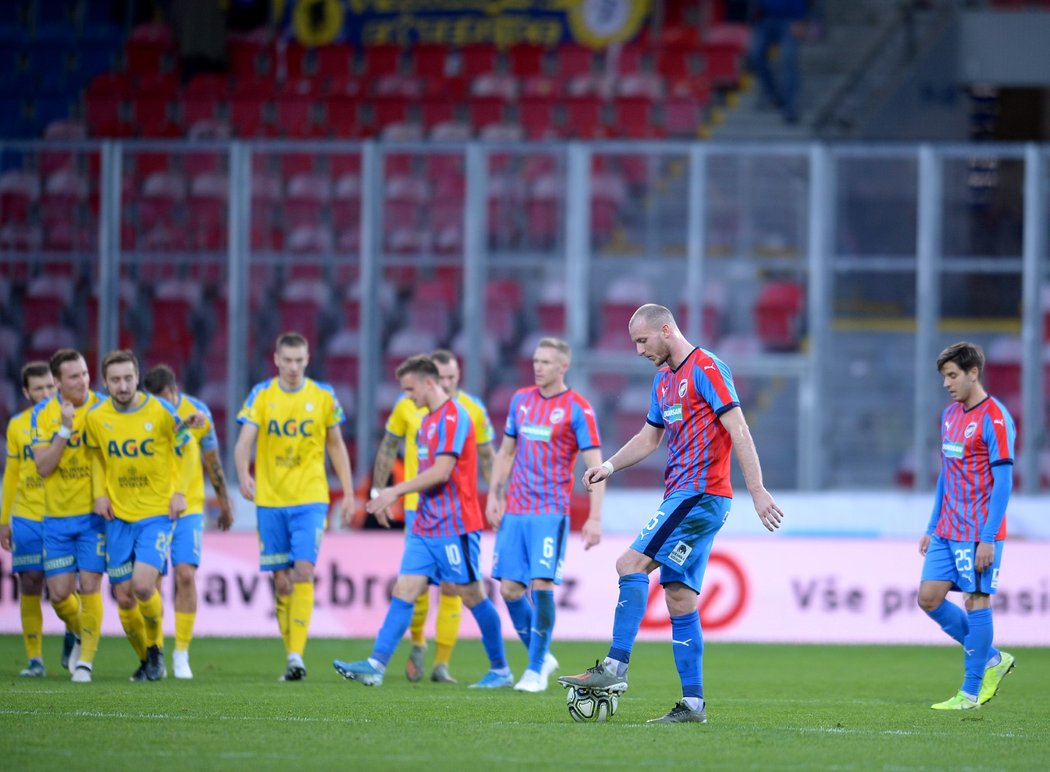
[361,44,402,76]
[458,44,498,78]
[286,223,334,255]
[412,44,449,77]
[753,281,805,351]
[554,45,594,78]
[507,44,546,78]
[285,172,332,227]
[314,44,353,80]
[324,328,360,385]
[27,324,76,362]
[228,32,275,78]
[0,170,39,225]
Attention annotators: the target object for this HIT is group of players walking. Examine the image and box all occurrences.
[1,304,1017,719]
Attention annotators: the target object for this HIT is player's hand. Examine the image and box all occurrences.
[59,399,75,429]
[217,499,234,532]
[975,541,995,572]
[373,506,392,528]
[365,487,397,518]
[94,496,114,521]
[169,492,187,520]
[751,487,783,532]
[918,533,931,556]
[239,475,255,501]
[582,464,611,491]
[339,494,358,529]
[185,411,207,429]
[581,518,601,550]
[0,523,11,551]
[485,497,504,531]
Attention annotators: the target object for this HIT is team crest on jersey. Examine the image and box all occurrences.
[144,422,153,431]
[305,402,314,412]
[668,541,693,566]
[678,380,688,398]
[550,407,564,424]
[427,424,436,439]
[964,422,977,439]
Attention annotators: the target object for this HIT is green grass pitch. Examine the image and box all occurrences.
[1,635,1047,770]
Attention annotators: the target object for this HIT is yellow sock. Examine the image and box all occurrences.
[434,593,462,666]
[79,592,103,665]
[118,605,148,661]
[20,594,44,660]
[138,590,164,651]
[51,594,82,637]
[276,593,291,654]
[410,589,429,647]
[287,581,314,657]
[175,611,195,652]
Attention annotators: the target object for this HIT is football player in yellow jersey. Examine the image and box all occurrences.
[371,349,494,683]
[1,362,57,676]
[32,348,106,683]
[86,350,204,682]
[144,364,235,680]
[235,332,356,681]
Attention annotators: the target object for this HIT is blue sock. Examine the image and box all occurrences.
[469,598,507,671]
[371,597,415,667]
[505,595,533,649]
[607,573,649,665]
[527,590,555,673]
[926,600,969,645]
[962,608,994,698]
[671,611,704,700]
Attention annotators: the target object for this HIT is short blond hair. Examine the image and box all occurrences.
[629,303,676,330]
[536,337,571,360]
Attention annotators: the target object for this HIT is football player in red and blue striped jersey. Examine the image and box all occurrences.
[919,342,1016,710]
[487,337,604,692]
[335,355,511,688]
[558,304,783,724]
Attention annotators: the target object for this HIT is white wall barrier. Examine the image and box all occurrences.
[1,533,1047,645]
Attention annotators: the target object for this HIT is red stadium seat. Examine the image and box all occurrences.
[362,44,402,76]
[229,97,271,137]
[412,44,449,77]
[315,44,353,80]
[458,44,498,78]
[507,44,546,78]
[753,280,804,351]
[228,32,275,78]
[555,45,594,78]
[563,97,605,138]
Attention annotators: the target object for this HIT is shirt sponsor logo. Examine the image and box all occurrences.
[964,422,977,439]
[943,440,964,459]
[668,540,693,566]
[265,419,315,437]
[550,407,565,424]
[662,404,683,423]
[520,424,553,442]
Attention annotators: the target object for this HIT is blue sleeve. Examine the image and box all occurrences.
[646,376,664,428]
[199,428,219,453]
[505,391,521,438]
[980,463,1012,543]
[926,470,944,536]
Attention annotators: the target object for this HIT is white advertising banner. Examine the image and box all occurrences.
[1,533,1047,645]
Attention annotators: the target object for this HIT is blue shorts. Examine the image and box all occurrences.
[10,517,44,574]
[921,534,1004,595]
[400,530,482,585]
[630,491,731,594]
[42,514,107,577]
[492,513,569,585]
[106,515,174,583]
[257,503,327,571]
[170,513,204,567]
[403,510,437,584]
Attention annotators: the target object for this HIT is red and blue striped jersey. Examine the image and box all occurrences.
[503,387,601,515]
[935,396,1014,542]
[413,398,483,537]
[646,347,739,498]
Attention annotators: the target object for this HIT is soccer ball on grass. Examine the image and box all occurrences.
[565,686,618,723]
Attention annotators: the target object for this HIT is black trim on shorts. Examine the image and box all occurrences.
[461,533,478,583]
[642,493,703,560]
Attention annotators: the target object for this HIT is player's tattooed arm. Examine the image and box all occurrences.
[371,433,400,489]
[203,448,234,530]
